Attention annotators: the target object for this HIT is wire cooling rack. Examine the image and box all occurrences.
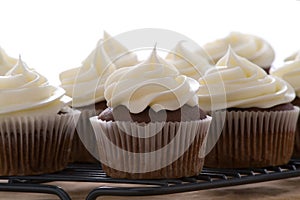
[1,159,300,200]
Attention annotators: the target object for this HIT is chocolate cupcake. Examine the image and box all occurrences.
[0,57,80,175]
[202,32,275,73]
[60,31,138,163]
[90,48,211,179]
[198,47,299,168]
[270,50,300,158]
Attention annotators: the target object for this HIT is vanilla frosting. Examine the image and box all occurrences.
[284,50,300,62]
[0,57,69,116]
[60,39,116,107]
[203,32,275,68]
[271,50,300,98]
[0,47,17,75]
[104,48,200,113]
[102,31,138,68]
[165,41,212,80]
[198,48,295,111]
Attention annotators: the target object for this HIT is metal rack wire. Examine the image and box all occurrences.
[1,159,300,200]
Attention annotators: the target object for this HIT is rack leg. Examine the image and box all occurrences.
[86,187,167,200]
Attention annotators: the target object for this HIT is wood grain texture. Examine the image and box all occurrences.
[1,177,300,200]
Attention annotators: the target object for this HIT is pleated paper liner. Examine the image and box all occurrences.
[292,99,300,158]
[205,107,299,168]
[293,121,300,158]
[90,116,211,179]
[69,107,104,163]
[0,109,80,176]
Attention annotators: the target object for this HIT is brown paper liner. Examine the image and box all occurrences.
[0,109,80,176]
[90,117,211,179]
[205,107,299,168]
[69,107,103,163]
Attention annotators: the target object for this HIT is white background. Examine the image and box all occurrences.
[0,0,299,84]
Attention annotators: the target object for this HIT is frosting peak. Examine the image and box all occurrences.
[105,48,200,113]
[59,31,140,107]
[4,56,47,89]
[216,46,266,77]
[1,57,68,116]
[166,41,212,80]
[102,31,138,68]
[0,47,17,75]
[198,48,294,110]
[60,40,116,107]
[284,50,300,62]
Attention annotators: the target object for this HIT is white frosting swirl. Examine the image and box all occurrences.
[284,50,300,62]
[165,41,212,80]
[203,32,275,68]
[102,31,138,68]
[0,57,68,116]
[271,50,300,98]
[60,39,116,107]
[0,47,17,75]
[198,48,295,111]
[104,48,200,113]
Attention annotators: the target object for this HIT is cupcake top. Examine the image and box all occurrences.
[198,48,295,111]
[165,41,212,80]
[270,50,300,98]
[60,38,116,107]
[203,32,275,68]
[59,32,139,107]
[0,57,69,117]
[102,31,138,68]
[0,47,17,75]
[104,47,200,114]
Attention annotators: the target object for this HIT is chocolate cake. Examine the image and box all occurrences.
[69,100,108,163]
[99,104,207,122]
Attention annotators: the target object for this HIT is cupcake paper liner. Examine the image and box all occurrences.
[292,115,300,158]
[205,107,299,168]
[90,116,211,179]
[69,107,103,163]
[0,109,80,176]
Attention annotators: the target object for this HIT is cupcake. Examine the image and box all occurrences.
[0,46,17,75]
[0,57,80,175]
[198,47,299,168]
[59,31,138,163]
[270,50,300,157]
[165,41,213,80]
[202,32,275,73]
[90,48,212,179]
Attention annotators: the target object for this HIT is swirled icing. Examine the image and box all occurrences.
[1,57,68,116]
[165,41,212,80]
[271,50,300,98]
[60,39,116,107]
[0,47,17,75]
[102,31,138,68]
[198,48,294,111]
[104,48,200,113]
[203,32,275,68]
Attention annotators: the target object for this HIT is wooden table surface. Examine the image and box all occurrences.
[1,177,300,200]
